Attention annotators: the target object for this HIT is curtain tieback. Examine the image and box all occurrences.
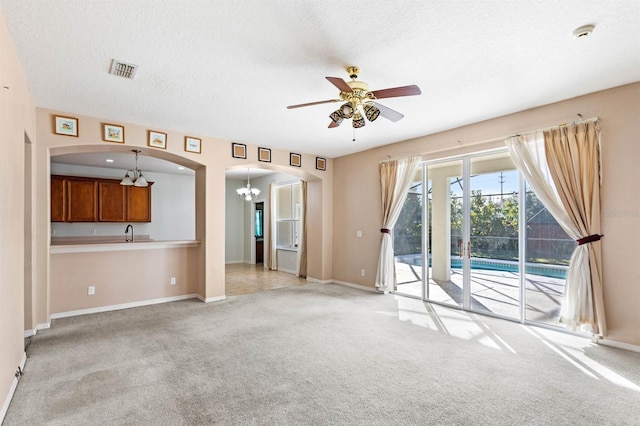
[577,234,602,245]
[380,228,391,234]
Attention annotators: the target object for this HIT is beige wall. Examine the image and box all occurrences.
[50,247,201,313]
[333,82,640,346]
[0,6,36,417]
[31,106,333,327]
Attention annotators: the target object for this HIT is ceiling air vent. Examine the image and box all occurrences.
[109,59,138,80]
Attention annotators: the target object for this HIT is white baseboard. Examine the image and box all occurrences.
[331,280,382,293]
[196,294,227,303]
[23,329,36,338]
[277,267,297,275]
[37,322,50,331]
[597,338,640,353]
[1,352,26,424]
[306,277,332,284]
[50,294,200,320]
[225,260,245,264]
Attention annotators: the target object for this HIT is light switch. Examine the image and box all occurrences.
[356,230,363,238]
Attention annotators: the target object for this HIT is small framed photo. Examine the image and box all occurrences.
[53,115,78,137]
[232,142,246,159]
[184,136,201,154]
[258,147,271,163]
[148,130,167,149]
[316,157,326,171]
[102,123,125,143]
[290,153,302,167]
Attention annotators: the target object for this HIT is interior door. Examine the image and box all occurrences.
[255,202,264,263]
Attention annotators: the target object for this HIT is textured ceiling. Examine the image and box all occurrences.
[2,1,639,158]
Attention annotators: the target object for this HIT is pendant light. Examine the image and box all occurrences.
[236,168,260,201]
[120,149,148,187]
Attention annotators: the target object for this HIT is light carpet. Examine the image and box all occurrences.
[5,283,640,425]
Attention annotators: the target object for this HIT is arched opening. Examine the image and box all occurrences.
[224,163,322,296]
[49,145,202,242]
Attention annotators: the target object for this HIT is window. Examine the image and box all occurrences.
[276,182,301,249]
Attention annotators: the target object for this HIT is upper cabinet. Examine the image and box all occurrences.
[98,181,127,222]
[50,176,67,222]
[67,179,98,222]
[127,186,152,222]
[52,175,152,223]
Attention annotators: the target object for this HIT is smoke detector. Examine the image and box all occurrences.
[109,59,138,79]
[573,24,595,38]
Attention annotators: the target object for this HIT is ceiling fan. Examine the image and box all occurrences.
[286,66,421,129]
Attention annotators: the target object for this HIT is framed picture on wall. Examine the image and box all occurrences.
[102,123,125,143]
[184,136,202,153]
[316,157,326,171]
[232,142,247,159]
[290,153,301,167]
[53,115,78,137]
[258,147,271,162]
[148,130,167,149]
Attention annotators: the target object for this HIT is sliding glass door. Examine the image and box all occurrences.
[394,149,571,328]
[468,154,521,319]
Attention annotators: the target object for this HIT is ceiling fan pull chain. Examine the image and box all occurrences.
[352,127,356,142]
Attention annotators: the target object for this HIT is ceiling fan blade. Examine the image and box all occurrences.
[370,85,421,99]
[328,121,340,128]
[287,99,340,109]
[326,77,353,93]
[372,101,404,122]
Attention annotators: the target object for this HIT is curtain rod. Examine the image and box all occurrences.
[379,115,599,163]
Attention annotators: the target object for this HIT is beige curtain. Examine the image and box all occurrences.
[266,182,278,271]
[544,121,605,336]
[296,180,307,278]
[374,156,422,292]
[506,121,604,335]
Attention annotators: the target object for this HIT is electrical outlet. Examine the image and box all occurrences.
[51,229,56,236]
[170,277,176,285]
[361,269,365,277]
[88,286,95,295]
[356,230,362,238]
[91,229,97,235]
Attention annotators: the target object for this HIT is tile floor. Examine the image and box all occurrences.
[225,263,308,296]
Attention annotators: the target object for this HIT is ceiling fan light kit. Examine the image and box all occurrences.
[287,66,421,131]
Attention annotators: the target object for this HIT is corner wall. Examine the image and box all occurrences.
[0,6,36,420]
[332,82,640,347]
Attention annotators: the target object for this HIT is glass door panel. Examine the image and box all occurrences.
[425,159,464,307]
[393,167,423,298]
[524,182,575,327]
[468,154,520,319]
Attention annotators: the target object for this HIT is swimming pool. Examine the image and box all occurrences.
[397,255,568,279]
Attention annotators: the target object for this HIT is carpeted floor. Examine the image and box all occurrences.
[5,283,640,425]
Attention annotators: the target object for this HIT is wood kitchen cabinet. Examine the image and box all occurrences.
[51,175,152,223]
[67,179,98,222]
[51,176,66,222]
[127,185,152,222]
[98,181,127,222]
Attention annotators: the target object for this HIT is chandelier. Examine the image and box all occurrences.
[236,168,260,201]
[120,149,148,187]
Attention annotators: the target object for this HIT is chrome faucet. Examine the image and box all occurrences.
[125,224,134,242]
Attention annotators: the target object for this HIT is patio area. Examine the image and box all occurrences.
[394,257,565,326]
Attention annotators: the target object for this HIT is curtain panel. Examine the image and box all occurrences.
[506,121,604,335]
[544,122,604,335]
[375,156,422,292]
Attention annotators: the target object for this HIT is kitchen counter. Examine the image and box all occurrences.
[50,236,200,253]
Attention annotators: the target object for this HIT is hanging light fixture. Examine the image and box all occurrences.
[120,149,148,187]
[236,168,260,201]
